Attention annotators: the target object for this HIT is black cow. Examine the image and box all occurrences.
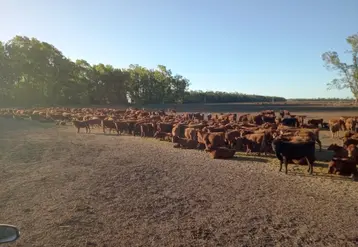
[281,117,299,127]
[272,139,315,174]
[261,116,275,123]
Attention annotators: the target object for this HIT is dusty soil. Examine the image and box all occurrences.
[1,117,358,247]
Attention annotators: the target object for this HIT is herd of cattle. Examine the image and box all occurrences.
[1,107,358,180]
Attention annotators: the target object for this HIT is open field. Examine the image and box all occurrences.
[1,108,358,246]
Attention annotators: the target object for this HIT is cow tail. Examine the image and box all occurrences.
[114,121,119,132]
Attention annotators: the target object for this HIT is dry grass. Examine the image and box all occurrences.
[1,117,358,247]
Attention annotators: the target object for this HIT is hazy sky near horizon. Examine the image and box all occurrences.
[1,0,357,98]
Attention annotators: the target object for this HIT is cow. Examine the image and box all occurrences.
[328,158,358,179]
[154,131,172,141]
[329,122,341,138]
[139,123,155,137]
[197,131,226,150]
[206,147,236,159]
[308,119,324,128]
[156,123,173,133]
[72,120,90,133]
[345,118,356,131]
[279,110,290,118]
[184,127,197,141]
[329,118,346,131]
[116,121,130,134]
[241,132,270,156]
[271,139,315,174]
[225,130,241,149]
[261,115,276,124]
[281,117,299,127]
[102,120,119,134]
[172,136,199,149]
[86,118,102,129]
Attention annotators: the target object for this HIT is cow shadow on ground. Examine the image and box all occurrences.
[316,149,333,162]
[89,132,121,136]
[231,155,270,163]
[286,171,357,182]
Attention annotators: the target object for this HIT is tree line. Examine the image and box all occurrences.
[289,98,354,102]
[0,36,286,107]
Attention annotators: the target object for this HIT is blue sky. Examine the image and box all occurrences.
[1,0,357,98]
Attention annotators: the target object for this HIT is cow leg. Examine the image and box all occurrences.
[245,145,251,155]
[284,156,288,174]
[77,127,80,133]
[279,159,283,172]
[305,157,313,174]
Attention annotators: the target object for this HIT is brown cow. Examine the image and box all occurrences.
[154,131,172,141]
[345,118,356,131]
[225,130,241,149]
[172,136,199,149]
[206,147,236,159]
[329,118,345,131]
[294,129,322,152]
[241,132,269,155]
[184,127,197,140]
[329,122,341,138]
[197,131,226,150]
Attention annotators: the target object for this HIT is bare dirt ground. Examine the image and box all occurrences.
[1,113,358,247]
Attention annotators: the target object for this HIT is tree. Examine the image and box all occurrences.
[322,33,358,101]
[0,35,286,107]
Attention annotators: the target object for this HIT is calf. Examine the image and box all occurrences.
[172,136,199,149]
[72,120,90,133]
[271,139,315,174]
[329,122,341,138]
[206,147,236,159]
